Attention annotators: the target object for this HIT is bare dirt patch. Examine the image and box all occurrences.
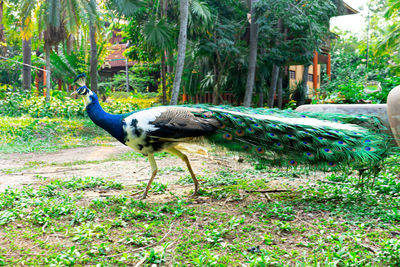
[0,143,252,192]
[0,143,321,196]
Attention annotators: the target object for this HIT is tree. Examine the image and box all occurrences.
[20,0,98,100]
[88,0,99,94]
[0,0,5,55]
[170,0,189,105]
[109,0,173,104]
[256,0,336,107]
[21,15,33,92]
[243,0,259,107]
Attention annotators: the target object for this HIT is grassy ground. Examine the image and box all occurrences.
[1,116,400,265]
[0,116,112,153]
[0,160,400,266]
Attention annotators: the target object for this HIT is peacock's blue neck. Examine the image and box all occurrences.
[86,93,125,144]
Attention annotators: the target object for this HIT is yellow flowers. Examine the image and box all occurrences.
[104,96,160,114]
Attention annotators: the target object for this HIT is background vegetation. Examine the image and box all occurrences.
[0,0,399,109]
[0,0,400,265]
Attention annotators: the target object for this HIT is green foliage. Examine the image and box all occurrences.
[50,177,123,191]
[0,116,111,153]
[0,55,23,87]
[319,35,400,104]
[99,63,159,93]
[0,89,159,119]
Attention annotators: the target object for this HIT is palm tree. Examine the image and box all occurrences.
[170,0,189,105]
[86,0,99,94]
[0,0,5,55]
[20,0,97,101]
[243,0,259,107]
[20,14,33,92]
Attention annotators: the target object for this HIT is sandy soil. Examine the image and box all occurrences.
[0,143,249,191]
[0,143,319,196]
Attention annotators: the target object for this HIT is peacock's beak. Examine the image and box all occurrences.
[71,91,78,96]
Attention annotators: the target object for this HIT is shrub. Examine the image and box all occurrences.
[0,89,160,118]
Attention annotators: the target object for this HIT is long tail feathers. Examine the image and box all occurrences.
[189,105,391,169]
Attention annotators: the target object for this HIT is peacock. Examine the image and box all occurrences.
[72,74,391,199]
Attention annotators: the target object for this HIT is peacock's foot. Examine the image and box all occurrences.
[130,191,148,200]
[189,188,200,197]
[139,192,148,200]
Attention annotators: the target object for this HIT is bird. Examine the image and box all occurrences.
[72,74,391,199]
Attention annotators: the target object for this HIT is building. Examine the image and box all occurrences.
[99,28,135,79]
[288,2,358,95]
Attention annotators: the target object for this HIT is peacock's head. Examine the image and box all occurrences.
[74,85,91,96]
[71,73,96,105]
[74,73,87,87]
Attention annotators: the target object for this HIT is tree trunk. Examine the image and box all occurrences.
[257,76,265,107]
[267,64,279,108]
[22,38,32,92]
[45,42,51,101]
[212,65,219,105]
[0,0,6,56]
[258,91,264,107]
[298,65,310,106]
[277,67,283,109]
[167,51,174,74]
[170,0,189,105]
[125,58,130,93]
[243,0,259,107]
[89,23,98,94]
[161,51,167,105]
[66,34,74,55]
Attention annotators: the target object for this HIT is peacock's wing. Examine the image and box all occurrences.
[147,107,221,140]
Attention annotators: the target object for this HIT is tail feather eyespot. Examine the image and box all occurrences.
[242,145,250,151]
[235,129,245,136]
[256,147,265,154]
[218,124,226,129]
[365,146,375,152]
[223,133,233,140]
[323,148,333,154]
[305,152,314,158]
[288,160,298,166]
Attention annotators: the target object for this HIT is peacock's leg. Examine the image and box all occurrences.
[141,153,158,199]
[167,147,199,195]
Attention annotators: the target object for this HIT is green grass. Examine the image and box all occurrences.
[0,155,400,265]
[1,115,400,265]
[0,116,113,153]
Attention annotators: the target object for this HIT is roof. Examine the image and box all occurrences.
[342,2,359,15]
[102,43,135,69]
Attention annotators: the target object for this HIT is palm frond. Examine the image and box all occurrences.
[190,0,211,23]
[143,17,175,51]
[107,0,146,17]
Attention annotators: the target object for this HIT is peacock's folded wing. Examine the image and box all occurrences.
[147,107,221,140]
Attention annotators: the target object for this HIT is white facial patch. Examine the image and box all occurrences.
[83,90,94,106]
[209,108,362,132]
